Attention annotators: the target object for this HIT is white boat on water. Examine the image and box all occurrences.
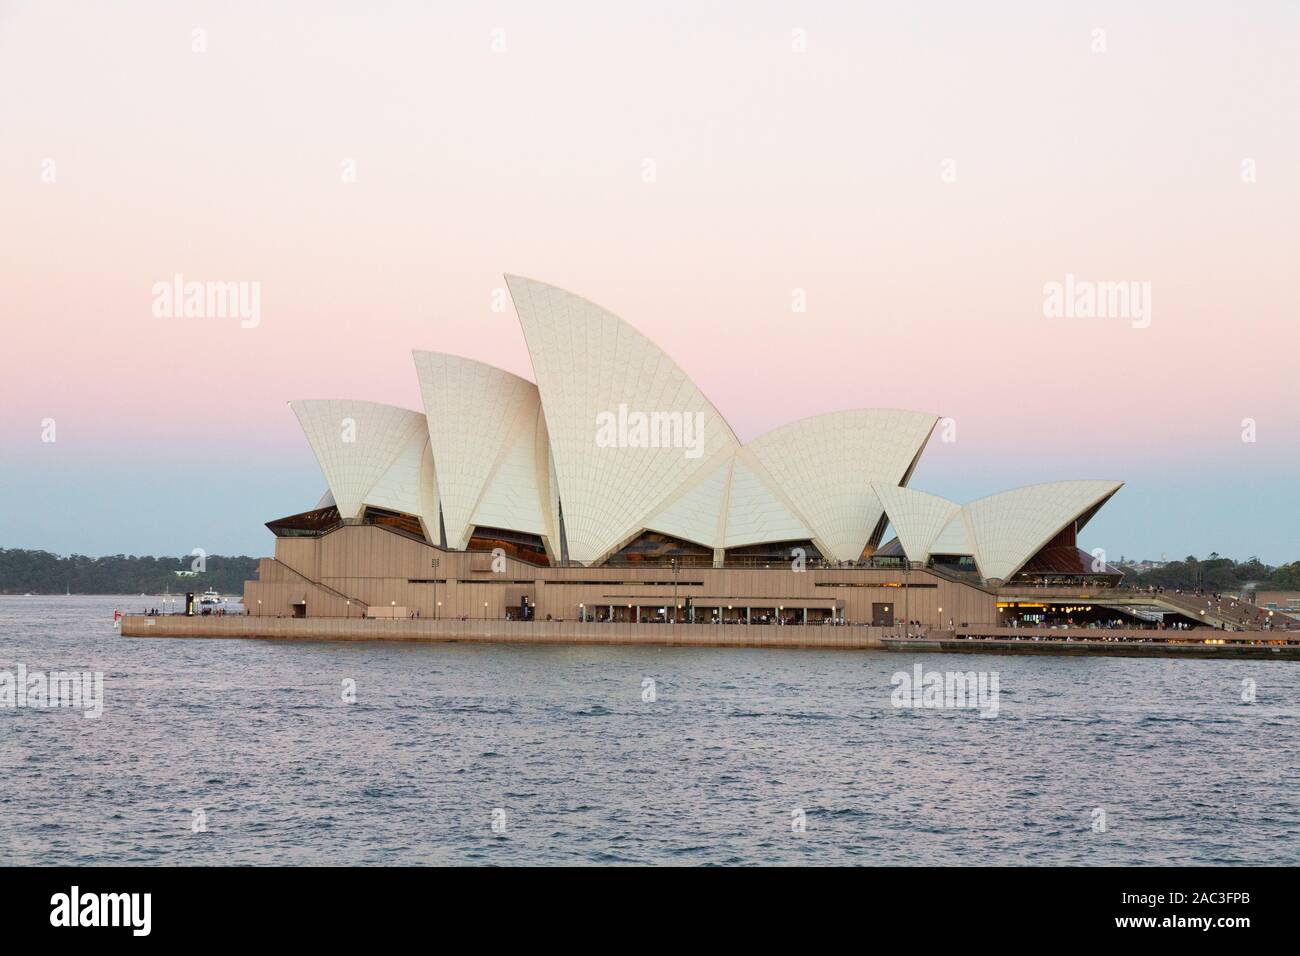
[198,588,224,606]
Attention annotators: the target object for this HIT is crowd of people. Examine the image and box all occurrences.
[1005,617,1197,631]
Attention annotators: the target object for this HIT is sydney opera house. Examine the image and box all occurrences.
[242,275,1128,629]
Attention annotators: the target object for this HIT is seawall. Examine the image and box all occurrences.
[121,617,1299,660]
[121,615,887,650]
[885,637,1298,661]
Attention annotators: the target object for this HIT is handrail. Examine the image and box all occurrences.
[270,558,369,609]
[597,557,913,570]
[925,562,995,593]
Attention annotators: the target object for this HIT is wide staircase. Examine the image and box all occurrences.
[993,583,1277,632]
[1141,589,1272,630]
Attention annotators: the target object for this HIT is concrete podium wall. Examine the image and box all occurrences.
[243,525,997,627]
[122,615,889,650]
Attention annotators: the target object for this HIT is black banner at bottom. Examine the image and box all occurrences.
[0,866,1286,942]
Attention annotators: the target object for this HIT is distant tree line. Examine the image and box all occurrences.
[0,549,260,595]
[1120,554,1300,592]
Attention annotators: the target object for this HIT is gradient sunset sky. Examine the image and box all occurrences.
[2,1,1297,563]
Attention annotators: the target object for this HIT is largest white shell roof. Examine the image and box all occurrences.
[289,276,1121,574]
[505,275,742,563]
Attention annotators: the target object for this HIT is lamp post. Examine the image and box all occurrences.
[430,558,439,619]
[346,600,351,619]
[579,602,585,623]
[936,606,942,635]
[671,558,678,625]
[483,601,489,620]
[903,561,911,638]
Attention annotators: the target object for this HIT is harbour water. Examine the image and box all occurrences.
[1,595,1296,865]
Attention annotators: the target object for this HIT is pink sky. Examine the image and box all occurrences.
[2,2,1297,560]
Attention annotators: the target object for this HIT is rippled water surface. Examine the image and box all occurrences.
[1,595,1296,865]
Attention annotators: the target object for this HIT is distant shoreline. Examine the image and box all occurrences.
[0,549,260,597]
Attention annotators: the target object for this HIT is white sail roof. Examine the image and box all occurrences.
[290,399,428,520]
[929,510,975,557]
[963,479,1123,583]
[361,431,442,541]
[413,351,549,550]
[470,408,550,538]
[722,453,813,548]
[506,274,741,564]
[870,482,962,564]
[747,410,938,561]
[643,453,733,548]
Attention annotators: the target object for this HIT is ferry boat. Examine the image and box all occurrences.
[198,588,224,606]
